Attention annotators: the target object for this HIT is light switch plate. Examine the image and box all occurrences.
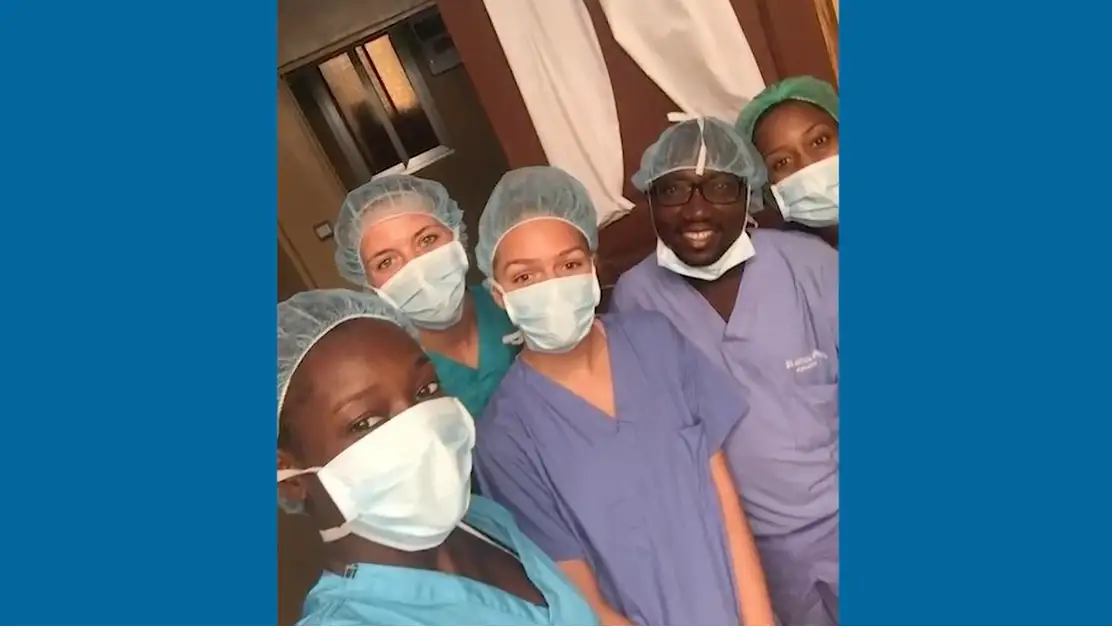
[313,221,333,241]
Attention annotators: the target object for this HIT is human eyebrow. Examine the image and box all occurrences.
[329,384,382,416]
[413,225,441,241]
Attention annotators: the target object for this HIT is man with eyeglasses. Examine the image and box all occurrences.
[612,116,840,626]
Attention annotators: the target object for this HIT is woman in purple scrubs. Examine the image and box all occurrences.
[613,116,839,626]
[472,166,774,626]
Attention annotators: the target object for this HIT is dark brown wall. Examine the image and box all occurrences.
[439,0,837,298]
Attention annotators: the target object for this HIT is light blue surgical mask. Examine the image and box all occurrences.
[497,271,601,353]
[771,155,839,227]
[377,240,469,330]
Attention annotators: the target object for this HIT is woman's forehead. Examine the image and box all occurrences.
[299,319,417,380]
[762,100,836,130]
[499,218,587,252]
[359,212,449,258]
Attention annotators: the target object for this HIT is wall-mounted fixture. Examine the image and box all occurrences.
[312,221,334,242]
[410,11,460,75]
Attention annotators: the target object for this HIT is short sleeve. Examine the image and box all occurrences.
[475,397,583,562]
[673,322,748,452]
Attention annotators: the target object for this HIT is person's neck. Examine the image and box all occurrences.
[322,531,446,575]
[417,294,477,356]
[521,320,605,379]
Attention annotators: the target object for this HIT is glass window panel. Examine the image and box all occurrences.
[286,67,367,189]
[319,53,402,173]
[363,36,439,158]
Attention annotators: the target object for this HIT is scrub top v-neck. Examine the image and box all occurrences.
[428,284,519,420]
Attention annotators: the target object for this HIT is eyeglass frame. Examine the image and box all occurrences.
[646,173,750,208]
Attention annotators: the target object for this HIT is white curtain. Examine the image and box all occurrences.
[598,0,766,121]
[483,0,634,227]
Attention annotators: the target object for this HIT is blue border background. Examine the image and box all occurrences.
[844,0,1111,624]
[2,0,1110,624]
[0,0,275,624]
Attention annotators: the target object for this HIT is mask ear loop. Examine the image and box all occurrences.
[743,184,758,233]
[277,467,352,543]
[489,281,524,346]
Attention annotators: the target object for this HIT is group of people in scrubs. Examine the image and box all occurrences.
[275,75,841,626]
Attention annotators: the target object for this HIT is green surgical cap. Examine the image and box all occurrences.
[735,76,839,141]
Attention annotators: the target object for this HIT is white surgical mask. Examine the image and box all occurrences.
[277,396,475,552]
[376,240,469,330]
[771,155,839,227]
[498,271,600,353]
[652,189,756,281]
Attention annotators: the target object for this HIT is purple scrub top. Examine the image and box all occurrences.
[613,228,839,625]
[475,311,747,626]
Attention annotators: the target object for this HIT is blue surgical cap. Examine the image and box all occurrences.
[334,174,466,288]
[475,166,599,279]
[276,289,417,513]
[631,116,767,213]
[735,76,839,142]
[277,289,417,428]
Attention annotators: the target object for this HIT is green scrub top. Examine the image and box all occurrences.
[428,284,519,419]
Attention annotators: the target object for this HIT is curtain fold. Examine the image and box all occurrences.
[483,0,634,227]
[598,0,766,121]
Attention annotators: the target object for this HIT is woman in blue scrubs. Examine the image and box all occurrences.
[334,175,517,419]
[472,167,775,626]
[276,288,598,626]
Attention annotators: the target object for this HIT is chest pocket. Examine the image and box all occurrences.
[792,380,838,450]
[779,347,838,450]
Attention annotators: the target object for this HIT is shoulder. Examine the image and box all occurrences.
[481,362,529,417]
[602,310,683,348]
[463,495,521,541]
[752,228,838,268]
[613,253,661,298]
[477,364,535,442]
[298,576,365,626]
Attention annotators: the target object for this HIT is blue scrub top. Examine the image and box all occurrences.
[475,312,746,626]
[298,496,599,626]
[428,284,519,420]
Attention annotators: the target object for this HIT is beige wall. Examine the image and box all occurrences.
[278,232,310,302]
[277,81,350,289]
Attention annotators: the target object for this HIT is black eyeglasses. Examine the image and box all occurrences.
[648,176,746,207]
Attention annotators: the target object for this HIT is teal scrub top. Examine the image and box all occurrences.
[297,496,600,626]
[428,284,519,419]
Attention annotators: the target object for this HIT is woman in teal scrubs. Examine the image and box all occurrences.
[334,175,518,419]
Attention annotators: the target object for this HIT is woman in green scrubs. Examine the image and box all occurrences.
[333,175,518,419]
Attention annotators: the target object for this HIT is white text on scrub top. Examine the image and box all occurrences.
[786,350,829,374]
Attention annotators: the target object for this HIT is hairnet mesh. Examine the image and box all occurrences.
[735,76,839,141]
[334,174,466,288]
[475,166,599,279]
[631,116,767,213]
[277,289,417,431]
[276,289,417,513]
